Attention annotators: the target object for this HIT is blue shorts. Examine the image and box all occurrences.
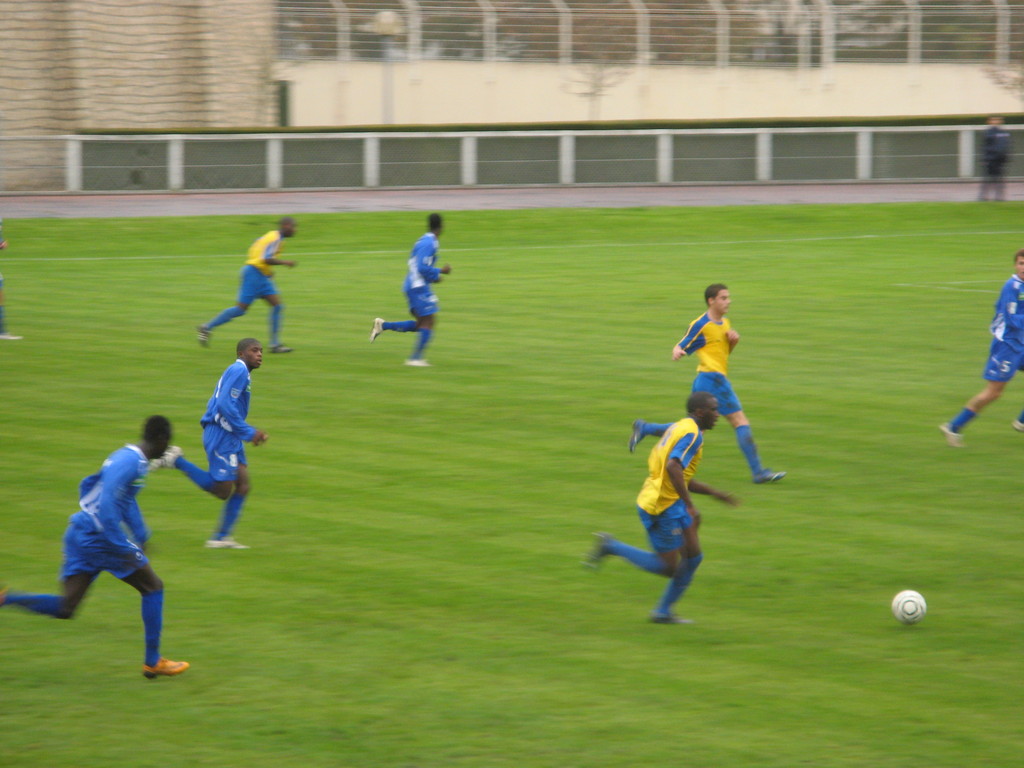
[692,371,742,415]
[637,501,693,553]
[60,520,148,581]
[406,288,439,318]
[238,265,278,305]
[983,339,1024,382]
[203,424,247,482]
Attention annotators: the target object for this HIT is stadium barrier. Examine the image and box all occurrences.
[0,125,1019,193]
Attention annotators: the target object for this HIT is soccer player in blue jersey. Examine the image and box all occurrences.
[585,392,738,624]
[369,213,451,367]
[1,416,189,678]
[0,219,23,340]
[636,283,784,483]
[197,217,298,353]
[940,249,1024,446]
[154,338,268,547]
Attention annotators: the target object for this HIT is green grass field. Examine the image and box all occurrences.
[2,202,1022,767]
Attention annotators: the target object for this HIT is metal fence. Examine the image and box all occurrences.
[276,0,1024,67]
[0,126,1017,193]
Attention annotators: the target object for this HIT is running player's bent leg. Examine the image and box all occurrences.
[604,538,668,575]
[122,565,165,667]
[949,342,1018,433]
[269,303,283,346]
[382,320,417,331]
[654,526,703,617]
[213,464,250,540]
[174,455,216,492]
[206,303,247,330]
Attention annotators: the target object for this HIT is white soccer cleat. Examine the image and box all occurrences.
[404,359,431,367]
[0,333,23,340]
[939,423,964,448]
[1012,419,1024,433]
[205,536,250,549]
[149,445,182,470]
[370,317,384,342]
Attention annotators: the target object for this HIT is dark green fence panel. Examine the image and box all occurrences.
[282,139,363,187]
[82,141,168,191]
[673,134,756,182]
[477,137,560,184]
[184,140,265,189]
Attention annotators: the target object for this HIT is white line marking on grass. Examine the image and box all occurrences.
[5,229,1024,263]
[892,284,994,293]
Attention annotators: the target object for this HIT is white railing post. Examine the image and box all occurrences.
[657,132,672,183]
[364,135,380,187]
[65,137,83,192]
[550,0,572,65]
[398,0,422,60]
[168,136,185,191]
[901,0,921,66]
[756,131,772,181]
[327,0,351,61]
[627,0,651,66]
[856,130,873,180]
[707,0,730,68]
[991,0,1010,65]
[267,137,283,189]
[559,133,575,184]
[461,135,477,185]
[959,129,976,178]
[476,0,497,62]
[809,0,835,80]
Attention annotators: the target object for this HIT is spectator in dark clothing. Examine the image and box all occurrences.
[979,116,1012,202]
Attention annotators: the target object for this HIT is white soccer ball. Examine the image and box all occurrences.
[891,590,927,625]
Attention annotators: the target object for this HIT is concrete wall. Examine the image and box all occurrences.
[0,0,275,135]
[274,59,1021,127]
[0,0,276,189]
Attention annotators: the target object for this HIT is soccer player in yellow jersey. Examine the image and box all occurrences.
[585,392,738,624]
[637,283,785,484]
[197,217,298,353]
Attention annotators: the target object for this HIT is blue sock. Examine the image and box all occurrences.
[174,456,215,492]
[207,305,245,330]
[641,422,673,438]
[215,494,246,539]
[949,408,977,432]
[654,553,703,616]
[3,592,64,617]
[141,590,163,667]
[735,425,764,476]
[605,539,665,575]
[411,328,433,359]
[270,304,283,346]
[0,305,6,334]
[383,320,417,332]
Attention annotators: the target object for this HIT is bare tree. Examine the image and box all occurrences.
[562,13,634,121]
[986,64,1024,111]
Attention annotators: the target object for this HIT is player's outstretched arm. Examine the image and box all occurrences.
[250,429,269,446]
[671,345,686,361]
[688,479,740,506]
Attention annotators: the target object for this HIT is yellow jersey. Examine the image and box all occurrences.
[636,417,704,515]
[245,230,284,277]
[678,312,731,375]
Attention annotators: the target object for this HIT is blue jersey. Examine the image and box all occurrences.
[990,274,1024,350]
[403,233,441,293]
[68,445,151,556]
[200,359,256,442]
